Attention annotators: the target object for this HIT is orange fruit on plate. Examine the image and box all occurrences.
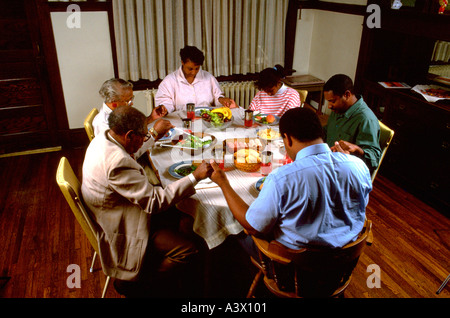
[267,114,275,123]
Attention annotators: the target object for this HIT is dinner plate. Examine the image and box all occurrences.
[168,161,196,179]
[253,113,280,126]
[158,128,174,142]
[257,127,281,141]
[255,177,266,192]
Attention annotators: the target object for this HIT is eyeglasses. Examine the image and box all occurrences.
[126,95,135,106]
[134,130,152,142]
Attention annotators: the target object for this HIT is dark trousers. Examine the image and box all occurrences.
[115,208,204,297]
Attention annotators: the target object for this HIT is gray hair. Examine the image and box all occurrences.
[108,105,146,135]
[99,78,133,103]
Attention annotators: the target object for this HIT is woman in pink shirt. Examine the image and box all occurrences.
[155,46,237,113]
[249,65,301,117]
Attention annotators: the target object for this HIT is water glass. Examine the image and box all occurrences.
[261,151,273,176]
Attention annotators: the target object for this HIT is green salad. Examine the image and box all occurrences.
[175,165,197,176]
[200,109,232,126]
[176,134,212,149]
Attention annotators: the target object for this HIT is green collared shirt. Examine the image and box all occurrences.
[324,96,381,172]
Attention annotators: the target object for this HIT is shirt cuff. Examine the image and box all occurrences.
[188,173,199,186]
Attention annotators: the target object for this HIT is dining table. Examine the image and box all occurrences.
[148,107,286,249]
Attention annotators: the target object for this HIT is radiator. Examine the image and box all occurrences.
[144,81,258,114]
[220,81,257,109]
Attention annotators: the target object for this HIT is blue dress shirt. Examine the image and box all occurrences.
[246,143,372,249]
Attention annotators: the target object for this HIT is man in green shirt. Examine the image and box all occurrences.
[323,74,381,173]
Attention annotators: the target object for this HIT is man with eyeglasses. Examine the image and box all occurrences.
[93,78,172,186]
[93,78,169,147]
[82,105,213,297]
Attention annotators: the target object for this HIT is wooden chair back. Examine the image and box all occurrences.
[372,121,394,182]
[249,220,373,298]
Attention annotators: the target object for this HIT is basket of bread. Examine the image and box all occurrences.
[234,149,261,172]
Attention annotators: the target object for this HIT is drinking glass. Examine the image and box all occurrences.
[213,146,225,169]
[244,109,253,128]
[186,103,195,120]
[182,118,192,130]
[261,151,273,176]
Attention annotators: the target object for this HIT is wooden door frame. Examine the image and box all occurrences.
[35,0,118,149]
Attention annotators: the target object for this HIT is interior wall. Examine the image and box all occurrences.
[51,11,115,129]
[292,8,364,114]
[52,5,365,126]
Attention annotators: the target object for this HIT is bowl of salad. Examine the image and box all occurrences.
[176,132,217,155]
[200,107,234,130]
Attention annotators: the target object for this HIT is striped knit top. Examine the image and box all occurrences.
[249,84,301,117]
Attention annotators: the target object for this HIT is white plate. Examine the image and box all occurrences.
[158,128,174,142]
[253,113,280,126]
[257,127,281,140]
[168,161,196,179]
[255,177,266,192]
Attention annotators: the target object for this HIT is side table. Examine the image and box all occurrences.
[283,74,325,114]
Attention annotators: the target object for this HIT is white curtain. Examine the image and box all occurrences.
[112,0,289,82]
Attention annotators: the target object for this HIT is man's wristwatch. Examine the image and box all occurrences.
[149,127,158,139]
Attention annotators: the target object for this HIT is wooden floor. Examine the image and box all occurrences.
[0,146,449,299]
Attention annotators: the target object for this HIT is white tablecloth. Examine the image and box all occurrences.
[149,108,284,249]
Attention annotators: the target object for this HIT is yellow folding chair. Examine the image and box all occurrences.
[56,157,110,298]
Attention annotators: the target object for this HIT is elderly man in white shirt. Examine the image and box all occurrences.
[93,78,171,159]
[93,78,172,185]
[155,46,237,113]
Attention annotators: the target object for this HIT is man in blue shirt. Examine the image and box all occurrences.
[210,107,372,254]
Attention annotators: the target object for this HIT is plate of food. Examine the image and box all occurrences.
[194,107,214,118]
[224,137,265,153]
[253,113,280,125]
[157,128,175,142]
[168,161,198,179]
[257,127,281,140]
[255,177,266,192]
[200,107,234,130]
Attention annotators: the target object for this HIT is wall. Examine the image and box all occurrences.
[292,8,365,114]
[52,3,366,126]
[51,11,115,129]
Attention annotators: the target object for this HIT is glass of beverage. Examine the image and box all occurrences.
[186,103,195,120]
[244,109,253,128]
[260,151,273,176]
[213,146,225,169]
[182,118,192,130]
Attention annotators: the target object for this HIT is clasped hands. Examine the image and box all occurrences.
[331,140,364,157]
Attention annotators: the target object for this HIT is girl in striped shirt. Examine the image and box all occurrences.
[249,65,301,117]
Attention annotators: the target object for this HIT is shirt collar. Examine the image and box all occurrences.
[272,83,287,96]
[102,103,113,114]
[341,95,364,119]
[176,66,204,84]
[296,143,331,161]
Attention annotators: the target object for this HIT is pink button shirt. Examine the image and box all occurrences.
[154,67,225,113]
